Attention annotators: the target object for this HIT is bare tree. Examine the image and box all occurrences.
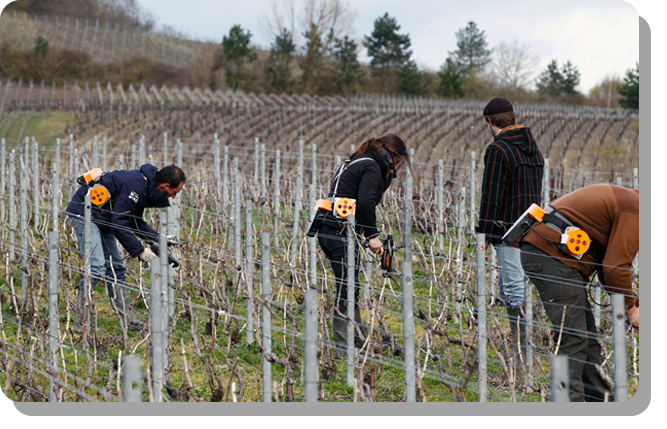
[112,0,156,31]
[260,0,355,93]
[301,0,355,93]
[300,0,354,49]
[490,40,539,93]
[588,75,621,108]
[259,0,297,43]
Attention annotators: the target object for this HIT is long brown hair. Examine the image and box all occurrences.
[351,134,413,178]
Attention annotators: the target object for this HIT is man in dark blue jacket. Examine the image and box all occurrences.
[476,97,544,368]
[66,164,186,333]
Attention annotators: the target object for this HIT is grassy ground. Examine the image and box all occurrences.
[0,153,639,403]
[24,112,74,147]
[0,225,550,403]
[0,112,73,148]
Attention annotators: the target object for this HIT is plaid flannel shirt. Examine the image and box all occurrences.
[476,125,544,243]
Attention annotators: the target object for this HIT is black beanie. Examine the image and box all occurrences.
[483,97,513,116]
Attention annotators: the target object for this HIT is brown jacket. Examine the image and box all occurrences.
[521,184,639,308]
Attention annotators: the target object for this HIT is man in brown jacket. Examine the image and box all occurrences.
[519,184,639,402]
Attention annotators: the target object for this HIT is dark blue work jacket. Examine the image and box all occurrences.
[66,164,170,258]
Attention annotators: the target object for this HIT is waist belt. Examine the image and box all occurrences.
[504,203,591,259]
[541,205,575,234]
[543,205,591,259]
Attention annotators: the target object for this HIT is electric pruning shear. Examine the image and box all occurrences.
[364,235,396,278]
[143,237,181,268]
[380,235,395,278]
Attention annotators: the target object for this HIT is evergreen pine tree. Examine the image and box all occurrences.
[397,59,422,95]
[449,21,492,73]
[618,63,639,110]
[560,60,580,96]
[331,35,363,94]
[536,60,564,96]
[221,25,257,90]
[363,13,412,76]
[536,59,580,97]
[363,13,416,92]
[266,28,296,93]
[437,58,465,98]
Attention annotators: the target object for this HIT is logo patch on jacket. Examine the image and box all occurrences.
[129,191,139,203]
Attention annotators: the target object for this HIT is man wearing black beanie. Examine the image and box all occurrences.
[477,97,544,375]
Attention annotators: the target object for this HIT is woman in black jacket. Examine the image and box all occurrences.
[317,134,411,359]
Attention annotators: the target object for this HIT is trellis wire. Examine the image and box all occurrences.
[0,133,640,403]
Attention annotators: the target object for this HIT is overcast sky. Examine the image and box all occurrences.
[135,0,640,94]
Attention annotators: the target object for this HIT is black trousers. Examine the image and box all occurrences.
[520,242,612,402]
[317,223,365,356]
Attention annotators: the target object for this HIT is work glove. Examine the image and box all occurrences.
[165,235,179,246]
[138,247,158,263]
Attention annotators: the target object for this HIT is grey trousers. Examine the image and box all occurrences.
[520,242,612,402]
[72,217,135,328]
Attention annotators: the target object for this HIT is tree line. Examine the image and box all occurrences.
[216,1,638,109]
[2,0,639,109]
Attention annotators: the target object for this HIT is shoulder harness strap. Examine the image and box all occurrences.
[331,157,374,199]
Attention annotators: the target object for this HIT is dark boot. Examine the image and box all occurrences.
[333,315,347,360]
[583,363,614,402]
[334,305,368,358]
